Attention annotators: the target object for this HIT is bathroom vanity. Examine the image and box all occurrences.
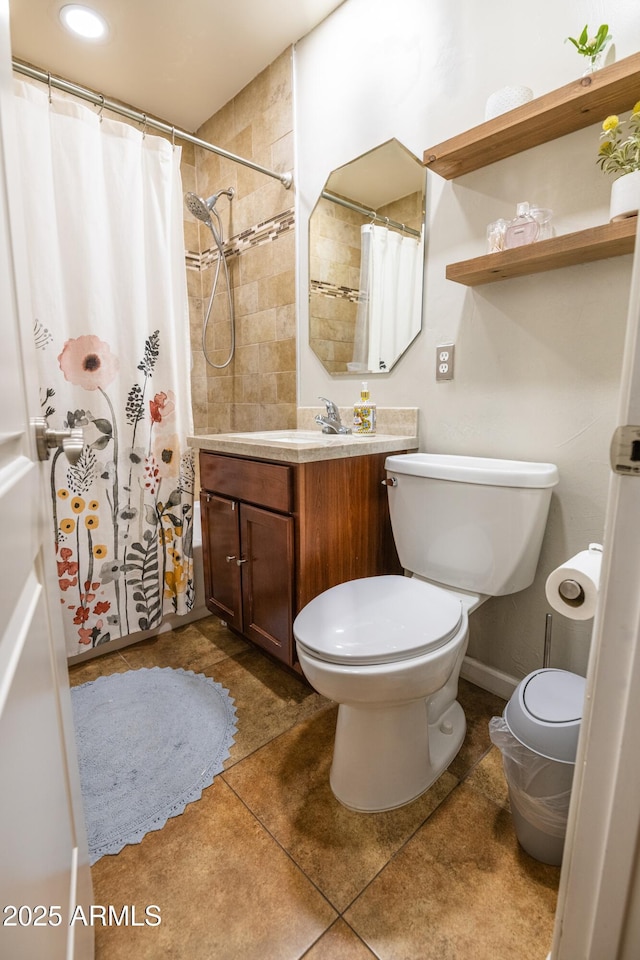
[192,427,418,668]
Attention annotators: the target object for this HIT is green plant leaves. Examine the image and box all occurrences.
[566,23,611,57]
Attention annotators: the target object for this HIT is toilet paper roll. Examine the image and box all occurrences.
[545,543,603,621]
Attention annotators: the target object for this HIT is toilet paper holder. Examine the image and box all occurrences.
[558,578,585,606]
[545,542,603,627]
[543,613,553,668]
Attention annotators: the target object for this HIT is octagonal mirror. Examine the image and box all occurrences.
[309,138,426,376]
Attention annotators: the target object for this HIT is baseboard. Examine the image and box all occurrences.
[461,655,519,701]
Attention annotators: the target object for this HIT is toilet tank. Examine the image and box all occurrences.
[385,454,559,596]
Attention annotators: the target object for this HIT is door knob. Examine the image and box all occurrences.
[32,417,85,466]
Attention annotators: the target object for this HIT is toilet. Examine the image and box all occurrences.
[293,453,559,812]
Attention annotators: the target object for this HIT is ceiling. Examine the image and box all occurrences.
[9,0,345,131]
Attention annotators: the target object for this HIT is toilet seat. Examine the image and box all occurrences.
[293,575,463,666]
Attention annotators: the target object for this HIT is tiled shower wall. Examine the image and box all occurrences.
[309,197,364,375]
[183,48,296,435]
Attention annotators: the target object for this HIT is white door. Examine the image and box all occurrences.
[0,1,94,957]
[551,223,640,955]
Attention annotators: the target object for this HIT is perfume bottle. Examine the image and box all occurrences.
[504,202,539,248]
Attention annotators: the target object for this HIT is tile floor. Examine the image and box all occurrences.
[68,616,560,960]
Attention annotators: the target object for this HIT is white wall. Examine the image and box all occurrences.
[294,0,640,681]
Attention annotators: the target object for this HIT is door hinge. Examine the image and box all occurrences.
[610,425,640,476]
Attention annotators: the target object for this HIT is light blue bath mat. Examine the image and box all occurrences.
[71,667,237,864]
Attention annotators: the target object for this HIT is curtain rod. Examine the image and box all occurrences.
[321,190,421,238]
[12,60,293,190]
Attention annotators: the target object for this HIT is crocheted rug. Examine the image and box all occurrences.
[71,667,237,864]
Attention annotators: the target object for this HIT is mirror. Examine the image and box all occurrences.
[309,138,426,376]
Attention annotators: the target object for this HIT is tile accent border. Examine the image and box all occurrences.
[310,279,364,303]
[185,208,295,272]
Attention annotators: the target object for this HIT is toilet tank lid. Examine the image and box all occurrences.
[384,453,559,489]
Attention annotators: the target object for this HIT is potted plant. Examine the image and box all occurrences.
[597,104,640,221]
[566,23,612,73]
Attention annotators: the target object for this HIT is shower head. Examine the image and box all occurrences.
[184,188,235,223]
[185,192,212,223]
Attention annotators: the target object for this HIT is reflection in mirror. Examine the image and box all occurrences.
[309,139,426,376]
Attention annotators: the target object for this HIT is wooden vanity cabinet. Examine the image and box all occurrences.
[201,493,294,660]
[199,449,405,667]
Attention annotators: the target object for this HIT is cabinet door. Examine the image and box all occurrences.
[201,493,243,631]
[240,504,294,664]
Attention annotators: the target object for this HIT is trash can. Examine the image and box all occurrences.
[489,668,586,866]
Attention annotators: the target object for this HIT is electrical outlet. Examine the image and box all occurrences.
[436,343,455,381]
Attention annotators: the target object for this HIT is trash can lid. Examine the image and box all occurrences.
[504,668,586,763]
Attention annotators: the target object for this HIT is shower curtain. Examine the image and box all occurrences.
[352,223,423,372]
[13,80,194,658]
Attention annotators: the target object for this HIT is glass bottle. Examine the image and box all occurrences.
[530,207,554,241]
[504,202,539,248]
[487,218,509,253]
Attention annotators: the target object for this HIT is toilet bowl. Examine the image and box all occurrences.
[295,575,470,811]
[294,453,559,813]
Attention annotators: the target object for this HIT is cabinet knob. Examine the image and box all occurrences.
[236,557,248,565]
[225,555,236,563]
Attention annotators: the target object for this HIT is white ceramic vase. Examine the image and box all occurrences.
[609,170,640,222]
[484,85,533,121]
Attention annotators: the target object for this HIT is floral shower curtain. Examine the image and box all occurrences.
[13,81,194,658]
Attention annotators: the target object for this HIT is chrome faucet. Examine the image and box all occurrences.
[315,396,352,434]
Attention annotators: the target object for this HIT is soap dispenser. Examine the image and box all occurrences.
[504,202,539,248]
[353,381,377,435]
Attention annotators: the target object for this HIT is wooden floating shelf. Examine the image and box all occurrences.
[423,52,640,179]
[446,218,637,286]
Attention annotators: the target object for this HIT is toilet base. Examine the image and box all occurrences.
[330,698,466,813]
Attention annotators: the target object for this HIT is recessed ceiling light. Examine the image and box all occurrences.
[59,4,108,41]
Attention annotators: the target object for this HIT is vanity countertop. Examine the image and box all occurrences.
[188,429,419,463]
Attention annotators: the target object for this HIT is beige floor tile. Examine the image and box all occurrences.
[211,646,330,765]
[224,708,457,912]
[91,777,336,960]
[68,650,130,687]
[450,679,507,780]
[68,629,558,959]
[303,920,378,959]
[344,784,560,960]
[119,616,249,673]
[465,745,510,810]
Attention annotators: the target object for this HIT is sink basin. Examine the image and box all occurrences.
[234,429,356,443]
